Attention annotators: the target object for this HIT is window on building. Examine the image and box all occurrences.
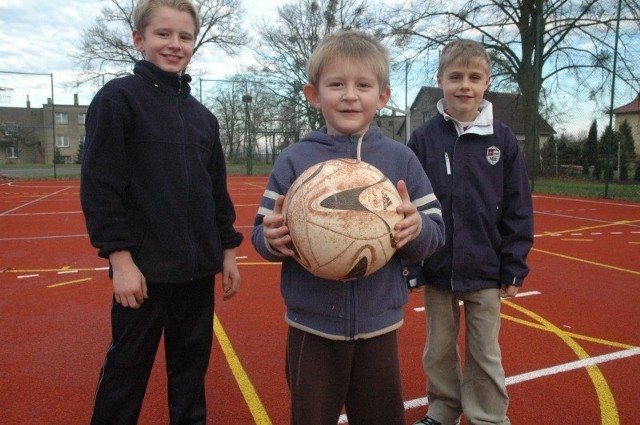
[56,135,70,148]
[55,112,69,125]
[2,122,18,136]
[6,147,17,159]
[78,113,86,125]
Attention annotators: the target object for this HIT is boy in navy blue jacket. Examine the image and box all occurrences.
[251,30,445,425]
[408,40,534,425]
[80,1,242,423]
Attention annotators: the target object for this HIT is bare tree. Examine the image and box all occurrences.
[381,0,640,175]
[205,79,245,161]
[73,0,248,85]
[204,74,287,163]
[251,0,375,131]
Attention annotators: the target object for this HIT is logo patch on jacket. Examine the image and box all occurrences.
[486,146,500,165]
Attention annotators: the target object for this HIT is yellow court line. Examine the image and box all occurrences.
[2,262,277,275]
[560,238,592,242]
[47,277,92,288]
[502,314,637,350]
[503,300,619,425]
[214,314,272,425]
[532,248,640,276]
[2,267,101,273]
[536,219,640,238]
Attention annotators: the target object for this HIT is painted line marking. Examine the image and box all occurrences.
[47,277,92,288]
[2,266,109,274]
[0,234,88,242]
[214,314,272,424]
[534,219,640,239]
[533,248,640,276]
[0,186,72,216]
[17,274,39,279]
[398,299,638,425]
[379,347,640,424]
[412,291,541,312]
[504,300,620,424]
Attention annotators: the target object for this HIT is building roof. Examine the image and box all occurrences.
[613,93,640,114]
[412,87,555,135]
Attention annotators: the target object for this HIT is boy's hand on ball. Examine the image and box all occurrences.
[263,195,295,256]
[393,180,422,249]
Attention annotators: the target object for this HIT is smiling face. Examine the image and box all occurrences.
[437,58,490,122]
[303,58,390,136]
[133,6,196,75]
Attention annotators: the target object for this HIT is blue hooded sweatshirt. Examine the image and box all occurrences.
[251,126,445,340]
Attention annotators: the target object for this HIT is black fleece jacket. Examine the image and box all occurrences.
[81,60,243,283]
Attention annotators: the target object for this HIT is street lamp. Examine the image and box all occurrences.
[242,94,253,176]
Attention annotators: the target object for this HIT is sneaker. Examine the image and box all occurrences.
[413,417,442,425]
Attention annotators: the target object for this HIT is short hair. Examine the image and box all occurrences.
[133,0,201,38]
[437,39,491,77]
[306,29,390,90]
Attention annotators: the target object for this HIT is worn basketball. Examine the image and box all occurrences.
[283,158,404,281]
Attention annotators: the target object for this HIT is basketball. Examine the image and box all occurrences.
[282,158,404,281]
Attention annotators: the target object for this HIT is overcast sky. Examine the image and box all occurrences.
[0,0,286,108]
[1,1,632,137]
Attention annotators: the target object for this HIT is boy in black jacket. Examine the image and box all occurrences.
[80,1,242,423]
[409,39,534,425]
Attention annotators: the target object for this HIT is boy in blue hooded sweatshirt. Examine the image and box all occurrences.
[251,29,445,425]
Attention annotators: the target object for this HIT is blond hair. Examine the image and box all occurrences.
[133,0,201,38]
[438,39,491,77]
[306,29,390,89]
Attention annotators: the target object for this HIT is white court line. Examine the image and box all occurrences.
[337,347,640,422]
[11,267,108,280]
[0,187,72,216]
[412,291,541,312]
[533,195,640,209]
[4,211,84,216]
[0,234,88,242]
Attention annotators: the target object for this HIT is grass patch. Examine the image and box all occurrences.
[226,162,273,176]
[533,177,640,202]
[3,163,639,202]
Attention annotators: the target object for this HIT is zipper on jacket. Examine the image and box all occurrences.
[449,141,458,291]
[444,152,451,175]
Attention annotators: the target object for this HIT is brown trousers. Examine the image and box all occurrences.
[286,326,405,425]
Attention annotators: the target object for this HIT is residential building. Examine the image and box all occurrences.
[613,93,640,158]
[0,94,87,164]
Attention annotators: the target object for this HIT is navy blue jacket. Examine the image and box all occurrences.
[81,61,243,283]
[252,126,445,340]
[408,109,533,292]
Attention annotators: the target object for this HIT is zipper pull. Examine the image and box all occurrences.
[444,152,451,175]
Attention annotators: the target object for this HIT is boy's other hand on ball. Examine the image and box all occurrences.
[264,195,295,256]
[393,180,423,249]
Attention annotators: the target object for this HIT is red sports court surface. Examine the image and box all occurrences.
[1,177,639,424]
